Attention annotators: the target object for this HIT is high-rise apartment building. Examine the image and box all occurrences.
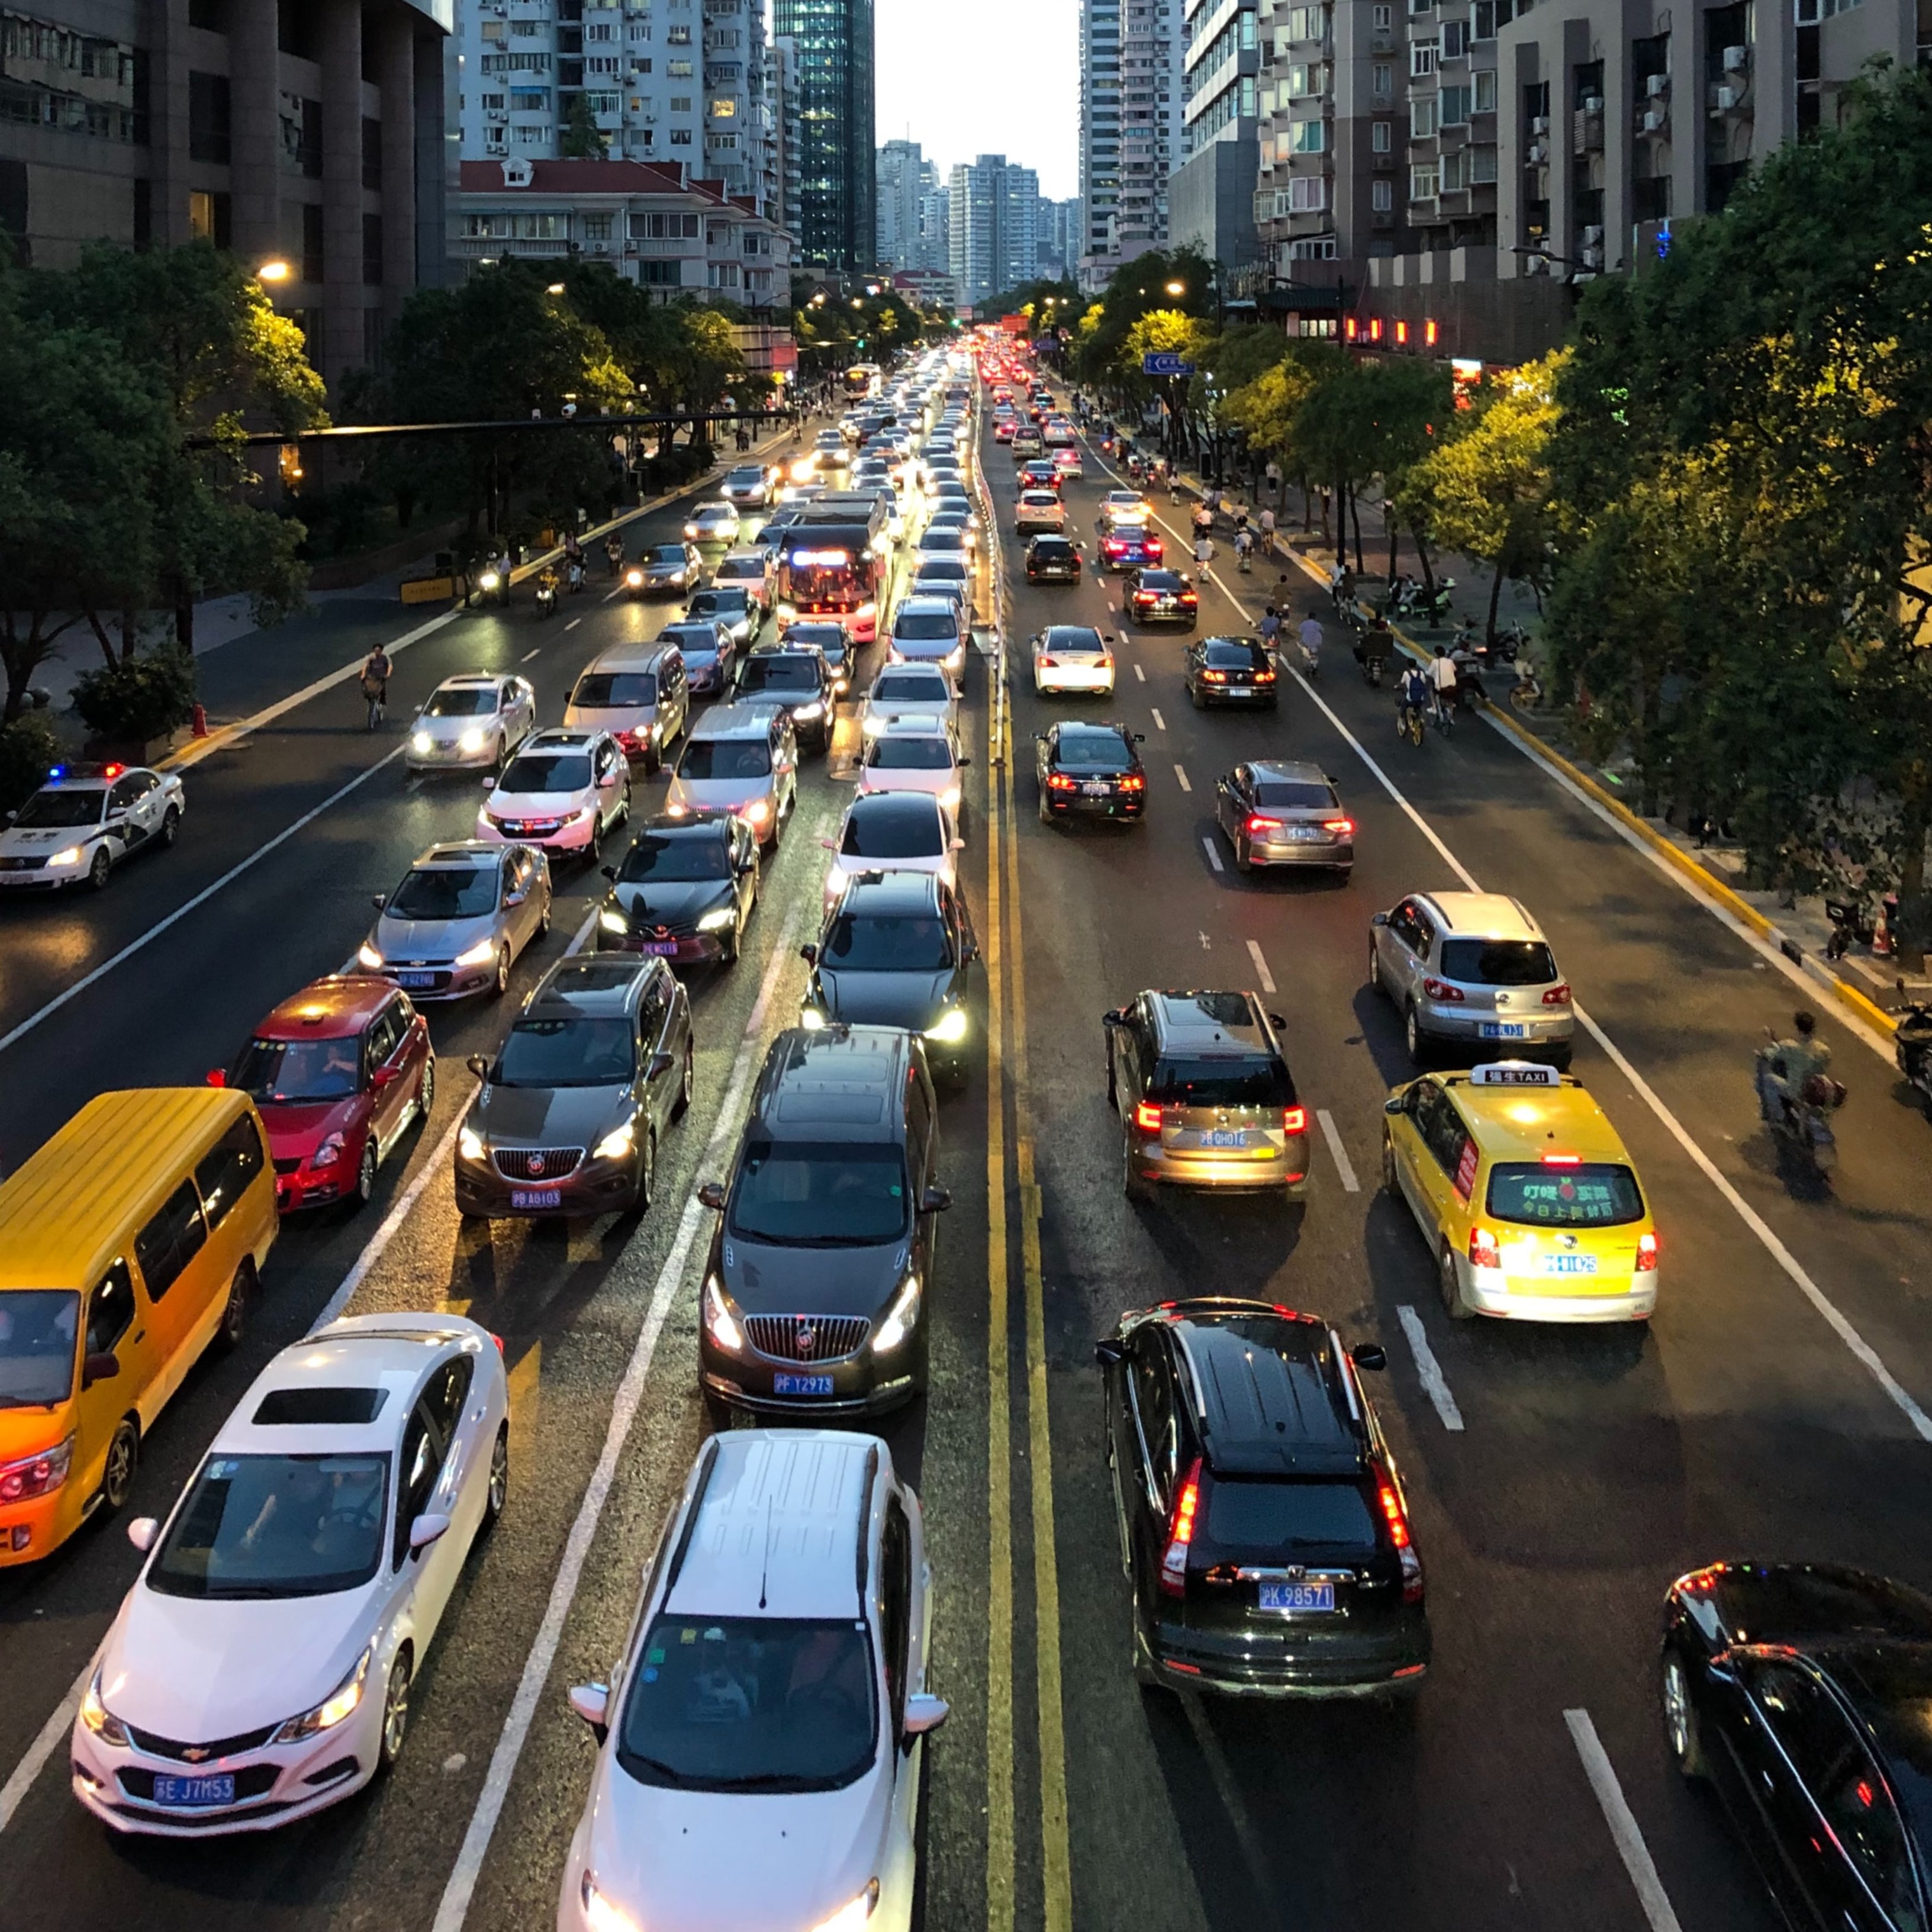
[947,153,1038,308]
[1171,0,1260,275]
[1080,0,1183,289]
[455,0,777,212]
[916,181,949,274]
[772,33,802,242]
[1036,195,1082,278]
[875,135,933,268]
[0,0,451,382]
[772,0,874,268]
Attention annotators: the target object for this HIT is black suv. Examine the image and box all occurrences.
[1025,535,1083,584]
[1096,1298,1428,1699]
[800,871,978,1084]
[695,1025,951,1422]
[734,646,833,752]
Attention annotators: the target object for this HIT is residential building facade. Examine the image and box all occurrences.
[772,0,874,268]
[875,134,932,268]
[0,0,451,381]
[1036,193,1082,278]
[1170,0,1261,275]
[1080,0,1184,288]
[948,151,1038,310]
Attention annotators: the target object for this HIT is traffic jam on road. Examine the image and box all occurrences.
[1,329,1930,1932]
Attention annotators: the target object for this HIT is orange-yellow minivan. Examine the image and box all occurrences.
[0,1088,278,1565]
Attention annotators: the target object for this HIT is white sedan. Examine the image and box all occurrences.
[856,716,969,820]
[71,1314,510,1836]
[0,761,185,893]
[407,673,538,773]
[1032,624,1117,697]
[822,790,962,909]
[858,664,958,738]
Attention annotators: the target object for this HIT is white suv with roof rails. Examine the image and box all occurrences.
[559,1431,945,1932]
[477,729,632,860]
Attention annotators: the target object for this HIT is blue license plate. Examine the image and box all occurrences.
[152,1773,236,1807]
[774,1373,834,1396]
[511,1188,562,1210]
[1480,1022,1526,1038]
[638,941,680,956]
[1543,1254,1599,1276]
[1203,1130,1244,1148]
[394,971,436,988]
[1259,1581,1335,1613]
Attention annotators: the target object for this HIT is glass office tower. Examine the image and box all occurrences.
[772,0,875,268]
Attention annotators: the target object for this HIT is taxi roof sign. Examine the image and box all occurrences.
[1469,1061,1562,1087]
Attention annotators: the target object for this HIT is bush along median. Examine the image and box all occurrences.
[73,649,198,765]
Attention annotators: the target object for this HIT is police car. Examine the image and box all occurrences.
[0,762,185,891]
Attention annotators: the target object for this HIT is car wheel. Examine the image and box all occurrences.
[86,845,111,891]
[675,1038,695,1118]
[482,1426,509,1534]
[1405,1002,1427,1064]
[417,1055,436,1124]
[214,1259,257,1354]
[644,742,662,776]
[1661,1648,1709,1780]
[1382,1131,1399,1196]
[159,806,181,848]
[493,735,506,772]
[1369,944,1384,995]
[354,1135,378,1208]
[378,1650,413,1773]
[1190,685,1205,709]
[635,1128,656,1213]
[1122,1129,1149,1200]
[1440,1243,1474,1321]
[1234,831,1253,874]
[492,946,511,999]
[538,898,552,938]
[99,1418,139,1514]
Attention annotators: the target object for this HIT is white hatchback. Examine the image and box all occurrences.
[856,715,969,820]
[558,1432,945,1932]
[71,1314,510,1836]
[477,729,632,859]
[858,664,957,738]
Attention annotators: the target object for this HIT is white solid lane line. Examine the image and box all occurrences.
[1174,764,1192,794]
[521,648,542,662]
[1316,1109,1359,1192]
[1564,1710,1685,1932]
[565,617,582,632]
[1202,837,1224,874]
[0,744,410,1062]
[1395,1306,1466,1432]
[1133,663,1146,682]
[431,893,810,1932]
[1245,938,1276,995]
[1150,707,1167,732]
[0,1650,99,1834]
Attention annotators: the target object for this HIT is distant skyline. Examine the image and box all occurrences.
[871,0,1080,202]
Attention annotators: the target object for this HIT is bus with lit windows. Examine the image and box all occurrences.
[774,525,887,645]
[843,362,884,400]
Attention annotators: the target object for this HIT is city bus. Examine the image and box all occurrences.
[843,362,884,400]
[774,524,888,644]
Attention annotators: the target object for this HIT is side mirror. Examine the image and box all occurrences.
[569,1682,611,1743]
[799,943,819,964]
[127,1516,160,1554]
[408,1511,452,1553]
[1132,733,1146,745]
[205,1068,227,1087]
[959,754,972,767]
[1371,911,1389,928]
[1384,1095,1407,1116]
[697,1180,727,1211]
[901,1692,950,1740]
[468,1052,491,1081]
[82,1351,118,1390]
[1352,1344,1389,1372]
[371,894,387,910]
[1094,1337,1126,1368]
[601,865,617,881]
[1268,1012,1288,1031]
[505,890,527,908]
[921,1184,952,1213]
[371,1065,400,1089]
[951,838,965,852]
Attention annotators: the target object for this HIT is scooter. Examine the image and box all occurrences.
[1895,984,1932,1112]
[533,577,558,618]
[1755,1035,1846,1178]
[1824,900,1876,962]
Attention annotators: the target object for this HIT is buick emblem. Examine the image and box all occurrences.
[796,1321,817,1359]
[182,1747,210,1763]
[527,1154,545,1177]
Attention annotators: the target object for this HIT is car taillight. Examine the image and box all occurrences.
[1254,668,1275,682]
[1181,593,1198,604]
[1378,1475,1425,1603]
[1637,1232,1659,1273]
[1038,656,1058,668]
[1541,1152,1581,1167]
[1046,772,1077,791]
[1246,814,1281,834]
[1468,1226,1500,1268]
[1119,773,1145,791]
[1160,1458,1202,1596]
[1422,977,1466,1002]
[1324,819,1354,835]
[1543,983,1572,1006]
[1134,1100,1165,1134]
[1282,1107,1306,1134]
[1201,669,1227,683]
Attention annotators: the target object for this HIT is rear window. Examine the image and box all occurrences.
[1252,780,1335,809]
[843,801,942,858]
[1151,1057,1297,1110]
[1438,938,1557,986]
[1205,641,1264,667]
[895,611,958,640]
[1205,1479,1376,1553]
[867,735,952,771]
[1486,1162,1644,1228]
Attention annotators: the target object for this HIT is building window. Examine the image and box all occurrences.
[1440,148,1468,189]
[1290,115,1328,153]
[279,92,322,177]
[1411,96,1437,137]
[1371,60,1393,96]
[362,212,382,284]
[1440,84,1471,122]
[362,115,381,191]
[510,88,549,109]
[188,70,230,163]
[1371,117,1393,151]
[189,188,231,246]
[1410,161,1438,198]
[670,127,692,143]
[582,211,613,239]
[1471,142,1498,181]
[1473,68,1496,110]
[1286,173,1327,210]
[1371,178,1394,210]
[1442,20,1467,57]
[1373,1,1393,22]
[1473,0,1496,36]
[301,201,323,282]
[1410,38,1437,76]
[710,96,736,115]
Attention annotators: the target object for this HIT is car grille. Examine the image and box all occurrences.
[492,819,564,838]
[745,1313,871,1363]
[492,1147,584,1181]
[125,1722,277,1762]
[272,1157,302,1176]
[0,855,47,871]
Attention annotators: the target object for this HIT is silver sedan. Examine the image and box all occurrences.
[408,675,538,772]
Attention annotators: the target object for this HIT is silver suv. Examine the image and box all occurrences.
[665,703,798,848]
[1370,891,1573,1068]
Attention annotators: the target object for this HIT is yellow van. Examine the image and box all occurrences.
[0,1088,278,1565]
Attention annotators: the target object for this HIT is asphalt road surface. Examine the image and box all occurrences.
[1,387,1927,1932]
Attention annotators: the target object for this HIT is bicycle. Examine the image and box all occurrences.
[1427,688,1456,735]
[1398,697,1426,747]
[363,684,387,730]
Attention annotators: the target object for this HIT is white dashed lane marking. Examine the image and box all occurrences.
[1244,938,1276,994]
[1150,707,1167,732]
[1132,664,1146,683]
[1395,1306,1466,1432]
[1315,1110,1358,1192]
[1202,838,1223,873]
[1174,764,1192,793]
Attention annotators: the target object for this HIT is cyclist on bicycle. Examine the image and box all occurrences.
[1235,528,1256,572]
[1258,606,1283,652]
[1428,644,1458,723]
[360,646,392,729]
[603,533,624,576]
[1398,661,1429,739]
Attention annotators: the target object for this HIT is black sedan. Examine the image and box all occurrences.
[1025,535,1083,584]
[1125,568,1200,630]
[1018,458,1064,494]
[1097,1298,1428,1698]
[595,814,760,967]
[734,646,833,752]
[1036,721,1147,826]
[1663,1560,1932,1929]
[1184,634,1279,708]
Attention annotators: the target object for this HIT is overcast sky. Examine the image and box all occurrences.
[872,0,1081,201]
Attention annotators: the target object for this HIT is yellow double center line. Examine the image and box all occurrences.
[984,671,1074,1932]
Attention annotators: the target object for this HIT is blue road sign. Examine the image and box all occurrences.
[1142,353,1196,377]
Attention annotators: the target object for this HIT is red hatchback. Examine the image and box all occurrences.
[215,976,434,1213]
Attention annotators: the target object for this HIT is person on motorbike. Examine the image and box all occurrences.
[1359,613,1394,680]
[535,563,561,609]
[1397,661,1429,738]
[1192,503,1214,540]
[1760,1010,1833,1126]
[359,646,391,729]
[1297,613,1324,675]
[1258,606,1283,651]
[1235,528,1256,572]
[603,533,624,577]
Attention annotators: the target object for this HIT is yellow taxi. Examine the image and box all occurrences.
[1380,1060,1657,1322]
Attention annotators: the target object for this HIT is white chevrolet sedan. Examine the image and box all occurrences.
[856,715,969,821]
[559,1432,946,1932]
[70,1314,509,1836]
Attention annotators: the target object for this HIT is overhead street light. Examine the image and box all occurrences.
[1165,279,1185,296]
[256,259,292,284]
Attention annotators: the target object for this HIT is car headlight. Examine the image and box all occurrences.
[458,727,488,755]
[269,1644,373,1746]
[592,1120,636,1162]
[825,863,849,896]
[599,907,630,935]
[791,701,825,722]
[478,569,501,592]
[0,1432,73,1505]
[625,568,643,587]
[48,844,85,867]
[808,1885,880,1932]
[80,1667,130,1748]
[703,1274,743,1353]
[874,1274,922,1355]
[800,1005,828,1031]
[741,798,771,826]
[777,603,797,622]
[683,523,700,539]
[924,1006,969,1045]
[697,906,736,932]
[942,648,965,671]
[458,1120,486,1161]
[455,936,499,968]
[357,942,384,970]
[311,1131,346,1170]
[411,731,433,754]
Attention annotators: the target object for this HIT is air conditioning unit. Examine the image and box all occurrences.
[1582,93,1602,110]
[1641,107,1666,131]
[1527,138,1547,162]
[1722,43,1748,69]
[1714,82,1741,109]
[1647,71,1669,95]
[1579,243,1603,268]
[1582,223,1603,244]
[1530,112,1548,133]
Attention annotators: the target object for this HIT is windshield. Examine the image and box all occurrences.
[1151,1057,1297,1110]
[620,833,730,883]
[0,1291,78,1406]
[896,612,958,641]
[867,736,952,771]
[679,739,772,782]
[727,469,766,487]
[500,753,591,794]
[824,912,954,971]
[147,1453,389,1599]
[232,1035,362,1103]
[842,804,942,858]
[739,658,819,695]
[1054,733,1131,772]
[1439,939,1559,986]
[617,1616,875,1793]
[1252,780,1336,809]
[716,559,764,581]
[425,688,497,718]
[387,866,499,920]
[871,674,946,704]
[647,546,688,566]
[785,564,867,606]
[665,629,719,661]
[574,672,657,709]
[729,1139,910,1245]
[495,1017,636,1087]
[1486,1163,1644,1228]
[15,789,104,829]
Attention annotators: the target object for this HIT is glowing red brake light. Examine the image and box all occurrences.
[1637,1232,1659,1272]
[1324,819,1355,835]
[1046,772,1077,791]
[1246,814,1281,833]
[1282,1107,1306,1134]
[1378,1475,1425,1603]
[1422,977,1466,1002]
[1541,1153,1582,1167]
[1134,1100,1165,1134]
[1543,983,1572,1006]
[1119,773,1145,790]
[102,762,125,780]
[1469,1225,1500,1268]
[1160,1457,1203,1596]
